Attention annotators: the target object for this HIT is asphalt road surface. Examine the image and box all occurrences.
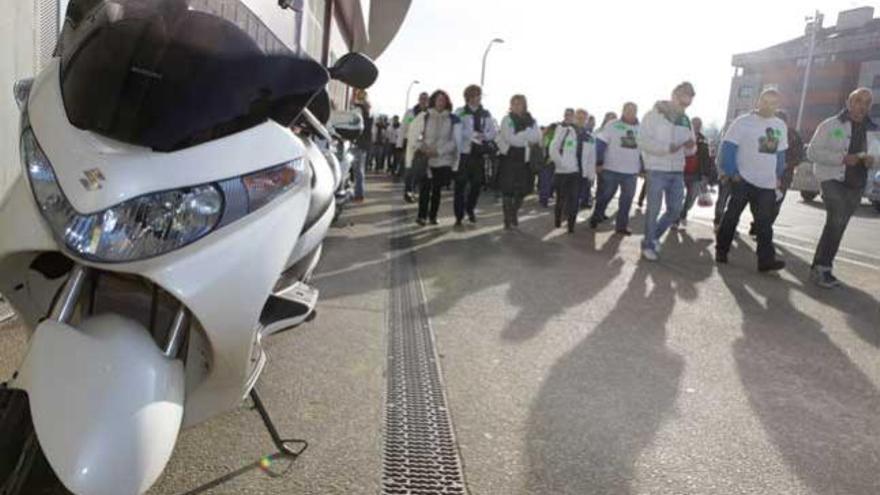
[0,176,877,494]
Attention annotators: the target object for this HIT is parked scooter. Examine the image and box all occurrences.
[327,109,366,221]
[0,1,377,494]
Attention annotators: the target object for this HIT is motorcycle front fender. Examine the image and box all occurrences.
[11,314,184,495]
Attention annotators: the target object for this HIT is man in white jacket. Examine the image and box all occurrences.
[550,108,597,233]
[809,88,878,287]
[637,82,697,261]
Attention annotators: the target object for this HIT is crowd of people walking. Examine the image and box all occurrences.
[350,83,877,289]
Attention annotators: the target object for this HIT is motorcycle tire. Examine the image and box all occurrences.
[0,388,70,495]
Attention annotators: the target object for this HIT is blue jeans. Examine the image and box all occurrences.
[539,167,555,205]
[642,170,685,251]
[813,180,863,269]
[352,147,367,199]
[592,170,637,230]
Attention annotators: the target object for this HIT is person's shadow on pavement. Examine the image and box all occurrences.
[718,260,880,494]
[524,261,700,494]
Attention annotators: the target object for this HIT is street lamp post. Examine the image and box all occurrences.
[796,10,824,133]
[480,38,504,88]
[405,79,420,113]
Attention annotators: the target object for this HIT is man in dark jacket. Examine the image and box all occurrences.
[352,100,373,202]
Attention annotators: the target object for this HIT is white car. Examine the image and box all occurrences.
[791,158,880,213]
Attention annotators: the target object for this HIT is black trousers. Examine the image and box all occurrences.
[418,166,453,221]
[502,194,525,227]
[716,180,778,267]
[454,154,485,220]
[554,172,581,231]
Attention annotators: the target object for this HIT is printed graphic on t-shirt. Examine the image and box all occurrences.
[565,138,575,149]
[758,127,782,154]
[620,129,638,149]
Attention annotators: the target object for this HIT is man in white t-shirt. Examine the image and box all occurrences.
[590,102,641,235]
[715,88,788,272]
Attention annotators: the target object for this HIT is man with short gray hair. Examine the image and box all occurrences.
[809,87,878,288]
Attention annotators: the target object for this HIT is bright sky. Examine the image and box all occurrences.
[368,0,876,129]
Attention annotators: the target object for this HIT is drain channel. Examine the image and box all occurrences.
[382,207,467,495]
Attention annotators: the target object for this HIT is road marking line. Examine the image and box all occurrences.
[689,218,879,271]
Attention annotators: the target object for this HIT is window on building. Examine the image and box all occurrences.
[738,86,754,99]
[304,0,327,60]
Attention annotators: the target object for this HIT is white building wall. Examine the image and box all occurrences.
[1,2,39,199]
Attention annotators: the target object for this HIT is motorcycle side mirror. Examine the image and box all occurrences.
[329,53,378,90]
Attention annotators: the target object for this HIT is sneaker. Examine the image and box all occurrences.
[826,271,840,287]
[404,193,415,204]
[589,218,600,230]
[615,229,633,236]
[429,218,439,226]
[454,219,463,227]
[671,222,680,231]
[758,260,786,273]
[679,218,688,228]
[811,267,840,289]
[468,213,477,224]
[353,197,365,204]
[715,251,728,264]
[416,218,427,226]
[642,247,659,262]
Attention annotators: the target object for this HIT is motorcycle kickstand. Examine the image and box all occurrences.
[249,387,308,458]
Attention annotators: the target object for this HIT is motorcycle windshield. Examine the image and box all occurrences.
[57,0,329,152]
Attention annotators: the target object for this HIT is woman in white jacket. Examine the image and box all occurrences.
[550,109,597,233]
[406,90,462,225]
[497,94,542,229]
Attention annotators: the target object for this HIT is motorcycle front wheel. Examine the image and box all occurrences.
[0,388,70,495]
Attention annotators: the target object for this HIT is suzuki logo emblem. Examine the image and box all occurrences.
[79,169,106,191]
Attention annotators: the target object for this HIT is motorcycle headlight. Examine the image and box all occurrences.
[23,128,305,262]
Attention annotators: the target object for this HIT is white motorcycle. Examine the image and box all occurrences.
[326,109,366,221]
[0,1,376,494]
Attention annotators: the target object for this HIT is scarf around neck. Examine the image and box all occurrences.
[509,111,535,133]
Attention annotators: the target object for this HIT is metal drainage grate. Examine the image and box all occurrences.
[382,208,467,495]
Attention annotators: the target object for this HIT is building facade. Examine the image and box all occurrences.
[726,6,880,141]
